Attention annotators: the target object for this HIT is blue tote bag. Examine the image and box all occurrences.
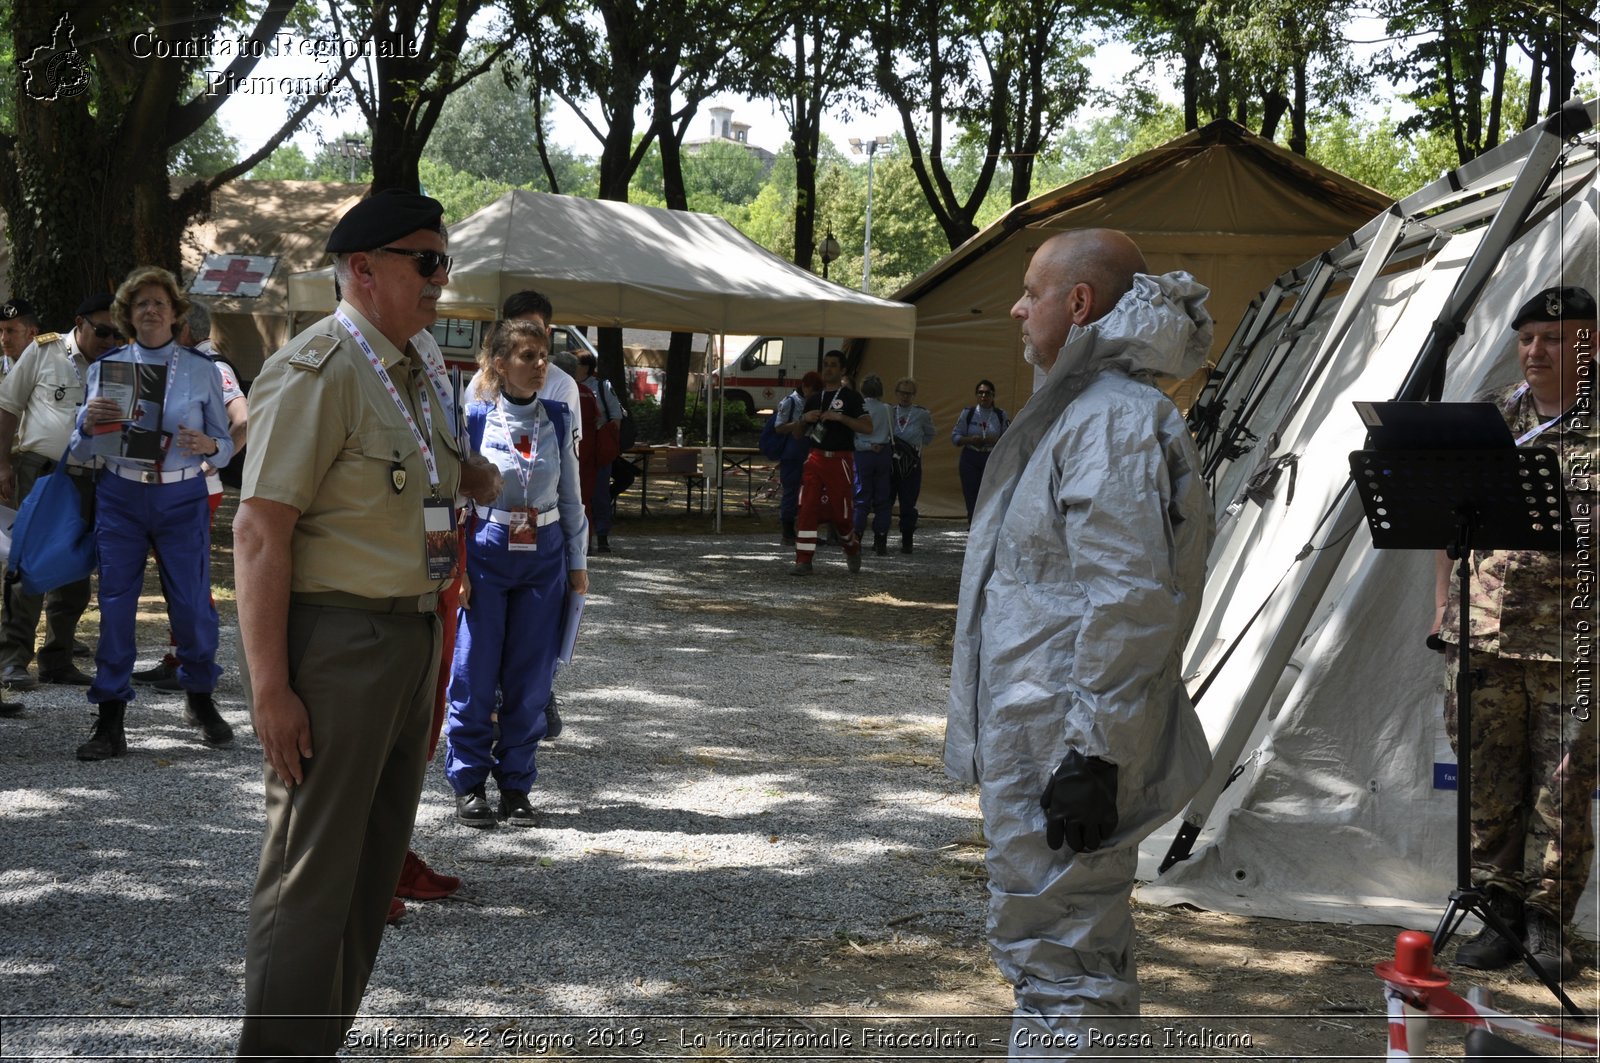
[7,445,94,596]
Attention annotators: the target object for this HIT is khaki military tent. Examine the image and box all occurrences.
[859,120,1392,519]
[178,180,367,378]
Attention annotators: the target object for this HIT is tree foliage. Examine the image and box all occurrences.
[421,62,594,192]
[327,0,518,191]
[1,0,353,323]
[870,0,1095,250]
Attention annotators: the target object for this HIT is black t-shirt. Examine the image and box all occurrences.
[804,386,865,452]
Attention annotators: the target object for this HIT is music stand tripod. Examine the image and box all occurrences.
[1349,443,1583,1019]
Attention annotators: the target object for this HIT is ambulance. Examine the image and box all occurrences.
[704,335,846,414]
[428,316,661,402]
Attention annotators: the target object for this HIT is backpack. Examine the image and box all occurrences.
[616,405,637,452]
[758,410,786,460]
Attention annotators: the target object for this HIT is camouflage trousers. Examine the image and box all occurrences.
[1443,649,1599,923]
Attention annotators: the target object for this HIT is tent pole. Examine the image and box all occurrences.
[1159,100,1593,874]
[1201,254,1338,481]
[713,334,724,534]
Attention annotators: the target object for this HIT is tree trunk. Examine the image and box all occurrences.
[1290,59,1308,156]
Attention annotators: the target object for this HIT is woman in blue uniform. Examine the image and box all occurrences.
[446,319,589,827]
[71,267,234,760]
[951,378,1009,523]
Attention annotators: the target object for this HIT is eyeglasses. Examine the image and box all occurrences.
[895,389,915,396]
[377,247,452,277]
[976,389,994,396]
[89,324,123,341]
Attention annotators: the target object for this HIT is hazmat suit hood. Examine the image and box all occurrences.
[945,271,1213,783]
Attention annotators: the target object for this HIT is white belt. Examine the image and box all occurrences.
[473,503,559,527]
[106,464,205,485]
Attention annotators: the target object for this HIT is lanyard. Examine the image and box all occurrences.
[413,337,458,427]
[337,311,441,489]
[495,397,540,504]
[1507,382,1567,445]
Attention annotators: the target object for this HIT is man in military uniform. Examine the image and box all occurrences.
[1433,285,1599,981]
[233,189,502,1059]
[0,294,120,690]
[0,298,39,376]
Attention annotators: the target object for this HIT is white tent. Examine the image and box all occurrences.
[287,188,917,341]
[1137,100,1600,937]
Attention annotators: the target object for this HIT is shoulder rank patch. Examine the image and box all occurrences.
[33,332,60,344]
[288,334,339,371]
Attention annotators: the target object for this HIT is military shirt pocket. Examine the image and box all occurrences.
[354,426,422,501]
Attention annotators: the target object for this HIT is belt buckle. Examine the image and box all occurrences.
[139,470,158,484]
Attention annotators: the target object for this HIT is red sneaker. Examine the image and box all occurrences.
[395,849,462,900]
[386,897,406,925]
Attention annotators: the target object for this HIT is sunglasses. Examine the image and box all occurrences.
[90,324,123,341]
[377,246,452,276]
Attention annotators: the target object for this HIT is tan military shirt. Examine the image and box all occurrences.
[1440,379,1599,660]
[242,302,463,598]
[0,331,91,462]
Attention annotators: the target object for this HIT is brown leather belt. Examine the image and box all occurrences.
[291,590,439,614]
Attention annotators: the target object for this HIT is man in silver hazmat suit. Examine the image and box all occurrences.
[946,229,1215,1057]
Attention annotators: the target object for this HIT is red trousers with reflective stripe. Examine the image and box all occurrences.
[795,449,860,561]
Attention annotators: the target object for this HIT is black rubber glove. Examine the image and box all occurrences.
[1039,750,1119,852]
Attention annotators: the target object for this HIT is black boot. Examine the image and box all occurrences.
[781,520,797,544]
[185,692,234,747]
[456,783,496,828]
[1524,907,1578,981]
[1455,888,1523,970]
[900,532,913,554]
[874,533,888,556]
[76,700,127,761]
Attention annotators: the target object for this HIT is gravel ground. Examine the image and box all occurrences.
[0,520,986,1060]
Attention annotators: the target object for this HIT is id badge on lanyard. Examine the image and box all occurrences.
[507,507,539,551]
[423,497,458,580]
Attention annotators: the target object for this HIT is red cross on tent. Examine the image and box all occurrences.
[190,254,276,298]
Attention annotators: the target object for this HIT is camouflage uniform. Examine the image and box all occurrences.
[1438,380,1599,923]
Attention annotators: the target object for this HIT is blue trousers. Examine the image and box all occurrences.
[959,447,992,522]
[778,455,806,523]
[853,447,893,537]
[91,473,217,704]
[590,471,614,535]
[444,519,565,795]
[894,463,923,535]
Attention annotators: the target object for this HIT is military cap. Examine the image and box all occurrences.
[0,298,35,320]
[326,188,445,253]
[1510,285,1598,329]
[75,293,114,317]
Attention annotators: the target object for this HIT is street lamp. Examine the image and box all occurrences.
[333,134,368,182]
[817,230,842,364]
[819,229,841,280]
[848,135,891,293]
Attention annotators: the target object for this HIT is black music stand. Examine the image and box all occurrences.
[1349,438,1580,1017]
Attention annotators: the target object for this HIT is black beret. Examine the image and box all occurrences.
[1510,285,1598,329]
[0,298,35,320]
[75,293,114,317]
[326,188,444,253]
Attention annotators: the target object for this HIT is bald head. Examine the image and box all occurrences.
[1012,228,1147,371]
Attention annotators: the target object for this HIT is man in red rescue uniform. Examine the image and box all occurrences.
[790,349,873,576]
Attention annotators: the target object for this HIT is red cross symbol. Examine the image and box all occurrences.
[202,258,266,292]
